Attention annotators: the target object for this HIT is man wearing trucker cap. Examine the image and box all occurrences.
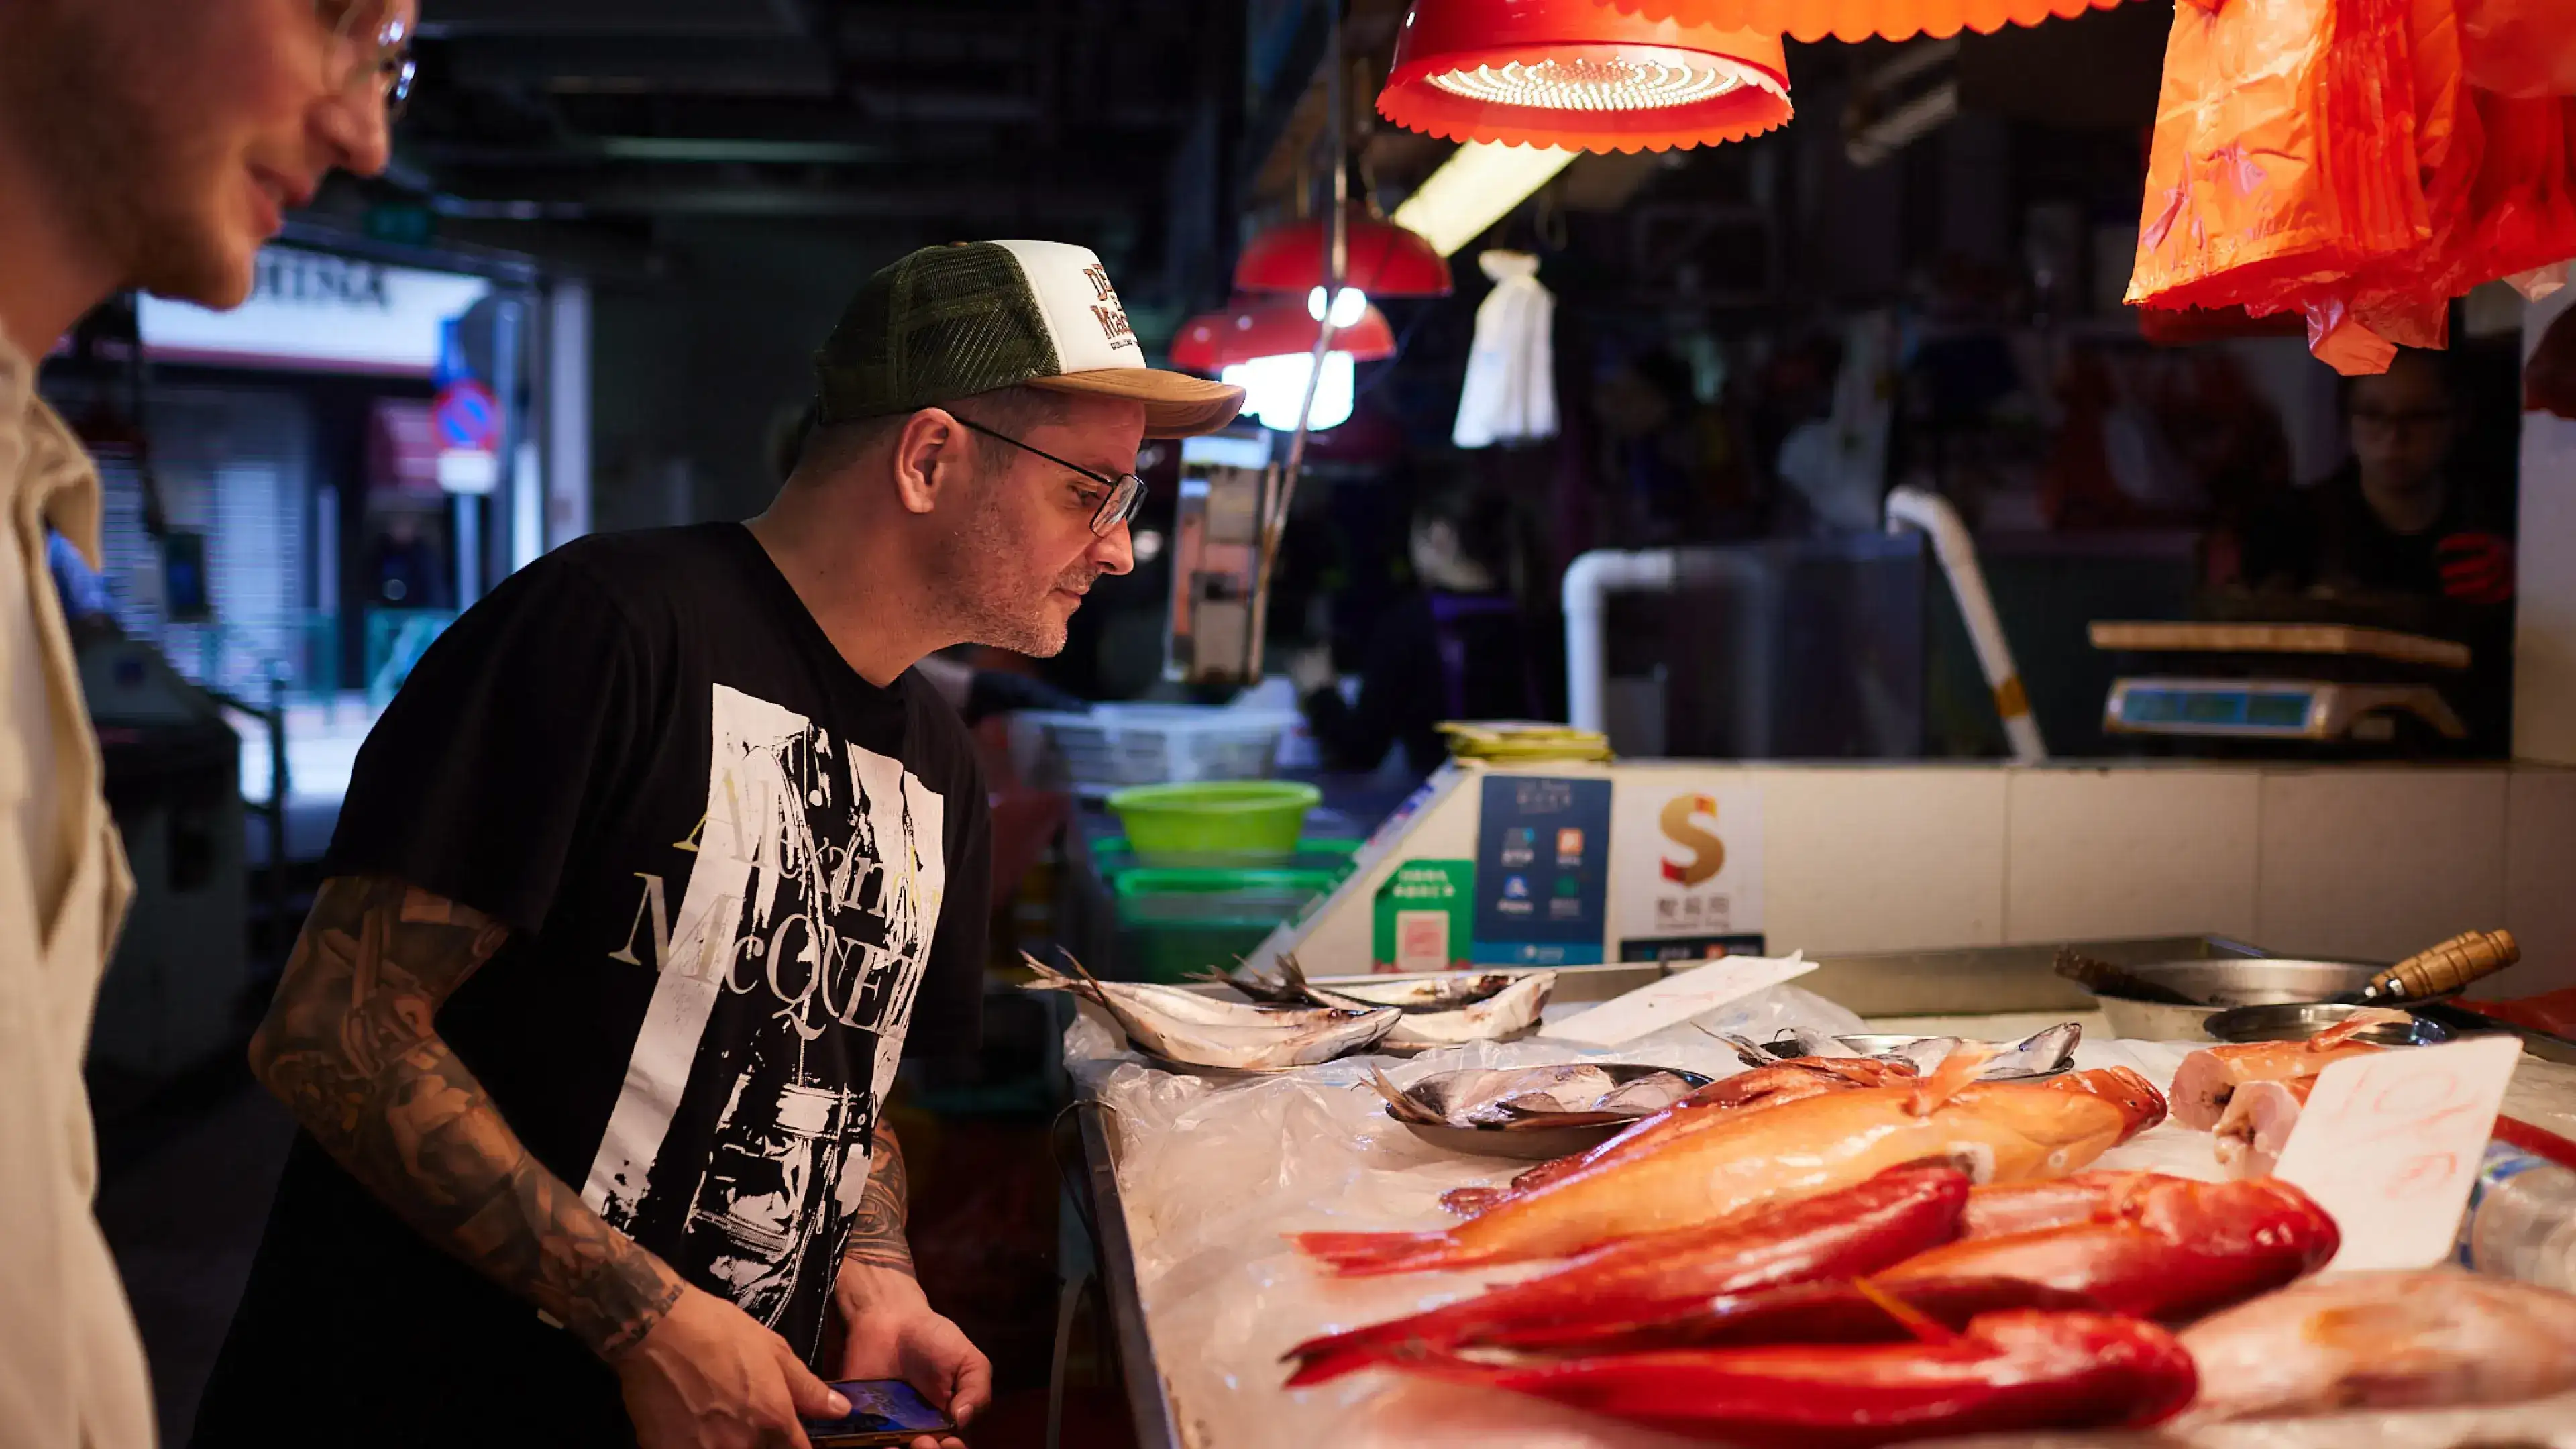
[195,242,1242,1448]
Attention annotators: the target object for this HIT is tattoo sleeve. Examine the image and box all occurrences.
[249,875,684,1360]
[843,1119,914,1276]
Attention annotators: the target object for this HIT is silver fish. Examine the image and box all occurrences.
[1303,969,1556,1049]
[1276,957,1523,1011]
[1021,953,1399,1070]
[1375,1063,1697,1129]
[1728,1024,2080,1081]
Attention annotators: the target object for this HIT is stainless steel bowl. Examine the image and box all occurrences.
[2084,959,2391,1042]
[2203,1002,2455,1046]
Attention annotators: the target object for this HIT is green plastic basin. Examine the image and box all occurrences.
[1105,780,1322,861]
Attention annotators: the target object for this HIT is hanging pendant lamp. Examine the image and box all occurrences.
[1234,202,1454,298]
[1593,0,2127,45]
[1379,0,1792,154]
[1169,296,1399,374]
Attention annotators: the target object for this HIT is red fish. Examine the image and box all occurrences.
[1281,1165,1970,1385]
[1438,1057,1918,1218]
[1446,1175,2335,1361]
[1399,1309,2199,1448]
[1295,1055,2166,1277]
[1883,1176,2339,1322]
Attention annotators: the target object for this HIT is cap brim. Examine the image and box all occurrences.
[1028,368,1246,438]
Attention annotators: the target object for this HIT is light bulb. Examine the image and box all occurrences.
[1220,352,1358,433]
[1305,285,1369,327]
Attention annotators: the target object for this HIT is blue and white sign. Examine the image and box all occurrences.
[138,246,491,375]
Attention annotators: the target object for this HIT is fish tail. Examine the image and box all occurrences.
[1291,1228,1472,1276]
[1280,1320,1424,1386]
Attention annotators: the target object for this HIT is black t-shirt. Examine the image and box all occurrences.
[2242,464,2506,599]
[194,523,989,1447]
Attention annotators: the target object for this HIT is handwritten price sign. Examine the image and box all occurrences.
[2271,1034,2523,1273]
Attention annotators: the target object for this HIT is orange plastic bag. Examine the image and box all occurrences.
[2459,0,2576,97]
[2134,0,2576,374]
[2128,0,2428,320]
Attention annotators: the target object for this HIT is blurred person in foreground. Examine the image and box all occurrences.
[1292,478,1540,779]
[192,241,1242,1449]
[0,2,407,1444]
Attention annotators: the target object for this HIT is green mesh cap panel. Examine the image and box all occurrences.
[812,243,1064,423]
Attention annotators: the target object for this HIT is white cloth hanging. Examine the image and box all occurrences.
[1452,250,1558,449]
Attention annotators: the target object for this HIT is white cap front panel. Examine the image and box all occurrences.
[994,239,1142,373]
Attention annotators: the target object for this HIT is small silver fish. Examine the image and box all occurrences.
[1301,969,1556,1049]
[1378,1063,1697,1129]
[1277,957,1523,1012]
[1022,953,1399,1070]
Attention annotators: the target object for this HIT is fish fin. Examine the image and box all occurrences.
[1907,1041,1999,1117]
[1849,1277,1960,1346]
[2308,1006,2413,1050]
[1017,952,1087,996]
[1292,1228,1466,1277]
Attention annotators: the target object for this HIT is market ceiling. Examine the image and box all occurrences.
[388,0,1234,253]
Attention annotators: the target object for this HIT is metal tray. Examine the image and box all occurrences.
[1383,1064,1713,1161]
[2204,1002,2455,1045]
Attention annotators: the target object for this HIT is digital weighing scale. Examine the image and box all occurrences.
[2092,622,2471,749]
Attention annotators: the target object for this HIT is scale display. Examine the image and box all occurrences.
[2106,679,2325,739]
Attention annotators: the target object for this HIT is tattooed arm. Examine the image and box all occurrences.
[830,1120,989,1449]
[252,875,848,1445]
[843,1119,915,1276]
[248,874,680,1356]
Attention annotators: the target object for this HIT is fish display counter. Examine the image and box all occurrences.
[1045,942,2576,1449]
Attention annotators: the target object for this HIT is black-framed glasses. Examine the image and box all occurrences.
[321,1,417,121]
[953,417,1146,536]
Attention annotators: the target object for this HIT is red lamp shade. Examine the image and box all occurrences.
[1595,0,2127,44]
[1234,204,1454,297]
[1379,0,1792,153]
[1169,297,1398,373]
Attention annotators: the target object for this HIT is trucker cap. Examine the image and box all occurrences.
[814,240,1247,439]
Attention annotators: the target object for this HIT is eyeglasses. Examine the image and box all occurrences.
[953,417,1146,537]
[320,1,417,121]
[2351,406,2453,436]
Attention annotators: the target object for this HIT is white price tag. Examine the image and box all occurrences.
[1537,953,1815,1047]
[2271,1034,2523,1273]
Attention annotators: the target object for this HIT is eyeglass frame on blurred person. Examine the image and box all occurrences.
[2349,405,2455,438]
[321,0,417,119]
[951,416,1146,536]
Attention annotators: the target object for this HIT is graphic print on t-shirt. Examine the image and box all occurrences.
[582,683,947,1327]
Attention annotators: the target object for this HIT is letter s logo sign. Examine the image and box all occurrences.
[1658,794,1725,886]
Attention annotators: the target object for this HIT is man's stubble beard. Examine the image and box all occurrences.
[934,483,1093,659]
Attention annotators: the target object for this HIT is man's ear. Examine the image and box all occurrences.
[890,408,969,516]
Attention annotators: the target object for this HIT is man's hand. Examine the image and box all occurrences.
[616,1283,851,1449]
[829,1265,991,1449]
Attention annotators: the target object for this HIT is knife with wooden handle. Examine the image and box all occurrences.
[2345,928,2520,1005]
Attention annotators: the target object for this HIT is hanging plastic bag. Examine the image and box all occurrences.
[2129,0,2428,321]
[2459,0,2576,97]
[1452,251,1558,449]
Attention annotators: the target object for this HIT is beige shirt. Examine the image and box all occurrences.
[0,333,152,1449]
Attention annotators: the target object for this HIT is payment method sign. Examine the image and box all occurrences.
[1610,778,1764,952]
[1471,775,1611,966]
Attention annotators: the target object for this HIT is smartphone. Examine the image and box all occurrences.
[804,1379,955,1448]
